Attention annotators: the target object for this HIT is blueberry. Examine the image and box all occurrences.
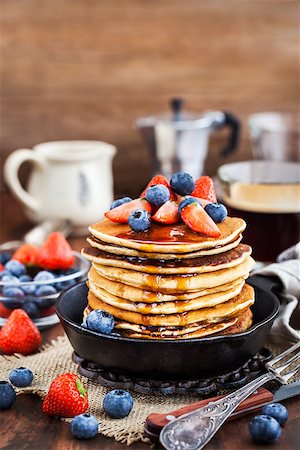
[70,413,98,439]
[2,274,20,285]
[0,252,11,265]
[0,381,16,410]
[2,286,25,298]
[35,296,56,309]
[9,367,34,387]
[110,197,132,210]
[170,172,195,195]
[20,284,37,295]
[204,203,228,223]
[249,415,281,444]
[85,309,115,334]
[145,185,170,206]
[103,389,133,418]
[19,275,32,282]
[0,270,9,280]
[178,196,200,215]
[262,403,288,425]
[128,209,151,232]
[5,260,26,277]
[35,285,57,296]
[22,301,40,318]
[34,271,55,282]
[56,279,76,291]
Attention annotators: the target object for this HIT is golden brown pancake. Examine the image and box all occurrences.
[87,283,254,327]
[82,243,252,275]
[91,256,255,293]
[89,217,246,253]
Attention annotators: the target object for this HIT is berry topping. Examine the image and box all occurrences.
[191,176,217,202]
[145,184,170,206]
[110,197,132,210]
[36,232,75,270]
[0,309,42,355]
[0,381,16,410]
[42,373,88,418]
[170,172,195,196]
[262,403,288,425]
[152,200,179,224]
[105,198,151,224]
[249,415,281,444]
[9,367,34,387]
[204,203,228,223]
[5,260,26,277]
[141,174,176,201]
[83,309,115,334]
[181,202,221,237]
[128,209,151,232]
[103,389,133,419]
[70,413,99,440]
[12,244,39,266]
[178,196,201,214]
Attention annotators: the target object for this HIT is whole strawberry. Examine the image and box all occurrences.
[42,373,88,417]
[191,176,217,203]
[0,309,42,355]
[12,244,39,266]
[36,232,75,270]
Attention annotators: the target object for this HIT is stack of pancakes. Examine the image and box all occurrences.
[82,216,255,340]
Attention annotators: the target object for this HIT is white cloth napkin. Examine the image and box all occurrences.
[253,242,300,343]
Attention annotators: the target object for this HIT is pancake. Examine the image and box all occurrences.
[88,276,245,314]
[88,267,245,303]
[82,243,252,275]
[89,217,246,254]
[87,283,255,327]
[86,234,243,260]
[91,256,255,293]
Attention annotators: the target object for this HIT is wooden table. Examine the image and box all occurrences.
[1,193,300,450]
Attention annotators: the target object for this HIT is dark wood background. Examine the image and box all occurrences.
[1,0,299,198]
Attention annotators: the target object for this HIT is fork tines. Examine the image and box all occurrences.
[266,341,300,383]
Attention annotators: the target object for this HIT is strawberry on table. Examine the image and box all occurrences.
[0,309,42,355]
[36,232,75,270]
[191,176,217,203]
[42,373,88,418]
[12,244,39,266]
[105,198,151,224]
[181,202,221,238]
[152,200,179,224]
[140,174,177,201]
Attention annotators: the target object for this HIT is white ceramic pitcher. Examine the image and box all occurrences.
[4,141,116,229]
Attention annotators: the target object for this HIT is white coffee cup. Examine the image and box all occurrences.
[4,140,116,230]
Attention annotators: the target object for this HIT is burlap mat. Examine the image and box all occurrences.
[0,335,288,446]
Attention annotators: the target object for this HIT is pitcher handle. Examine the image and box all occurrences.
[4,149,47,212]
[219,111,241,157]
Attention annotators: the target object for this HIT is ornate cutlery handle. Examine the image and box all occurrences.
[160,372,274,450]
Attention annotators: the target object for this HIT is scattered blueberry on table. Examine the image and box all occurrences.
[103,389,133,419]
[83,309,115,335]
[0,381,16,410]
[262,403,288,426]
[70,413,99,439]
[9,367,34,387]
[249,414,281,444]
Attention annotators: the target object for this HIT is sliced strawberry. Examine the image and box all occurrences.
[152,201,180,224]
[197,197,212,208]
[181,202,221,238]
[192,176,217,202]
[140,174,177,201]
[105,198,151,223]
[12,244,39,266]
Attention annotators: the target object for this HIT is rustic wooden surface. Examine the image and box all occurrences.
[1,191,300,449]
[1,0,299,197]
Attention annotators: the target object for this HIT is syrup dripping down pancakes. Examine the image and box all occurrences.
[82,216,255,340]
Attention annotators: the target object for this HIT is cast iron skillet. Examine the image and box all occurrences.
[56,275,280,380]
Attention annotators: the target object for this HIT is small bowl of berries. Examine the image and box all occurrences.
[0,233,90,327]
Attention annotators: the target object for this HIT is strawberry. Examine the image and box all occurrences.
[191,176,217,202]
[181,202,221,238]
[152,200,179,224]
[42,373,88,417]
[0,303,11,318]
[0,309,42,355]
[12,244,39,266]
[141,174,177,201]
[36,232,75,270]
[105,198,151,223]
[0,264,4,272]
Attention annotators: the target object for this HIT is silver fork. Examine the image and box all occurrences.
[160,341,300,450]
